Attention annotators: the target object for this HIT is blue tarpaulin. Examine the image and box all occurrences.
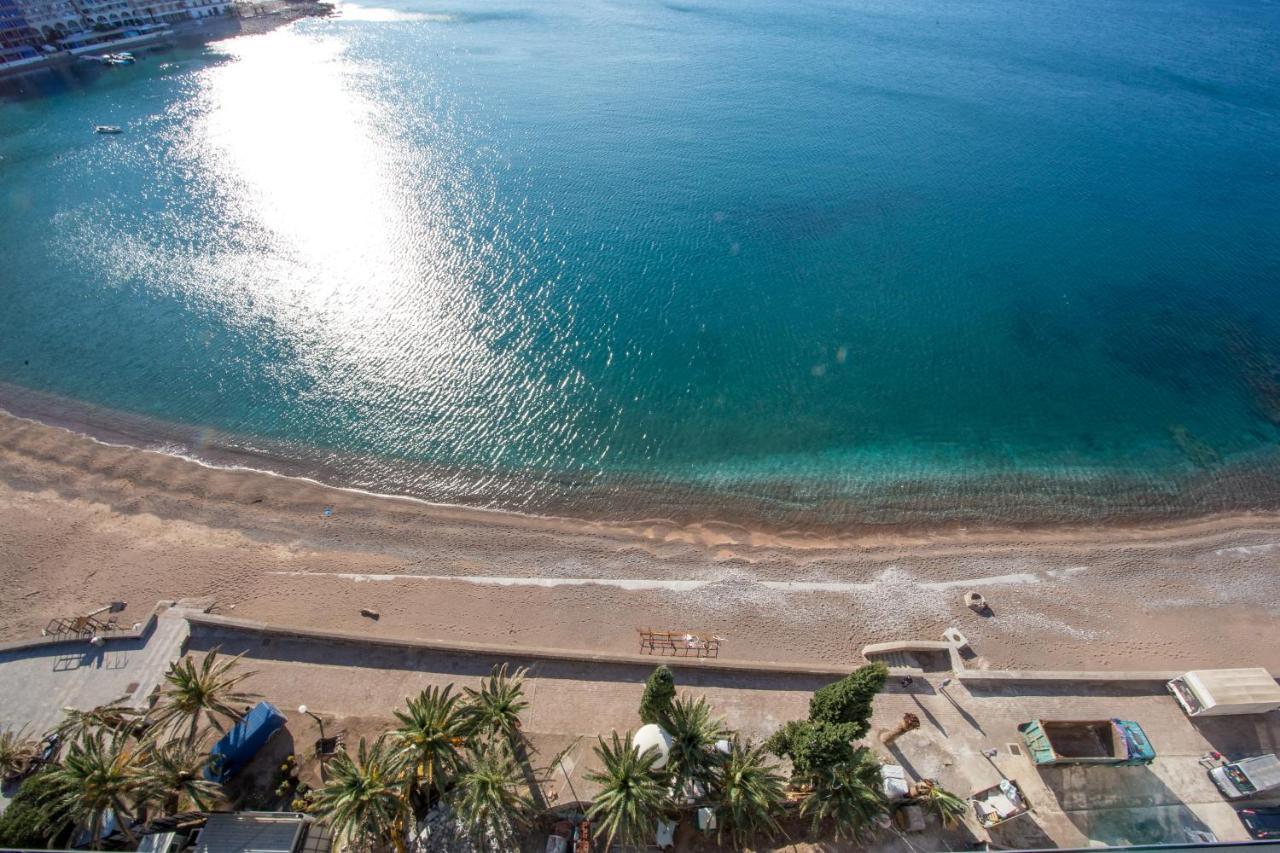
[204,701,287,783]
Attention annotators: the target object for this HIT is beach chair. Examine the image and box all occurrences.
[43,618,74,637]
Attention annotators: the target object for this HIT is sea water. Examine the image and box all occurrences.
[1,0,1278,527]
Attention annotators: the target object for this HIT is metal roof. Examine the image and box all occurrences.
[1185,668,1280,710]
[194,813,307,853]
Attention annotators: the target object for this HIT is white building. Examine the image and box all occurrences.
[16,0,81,42]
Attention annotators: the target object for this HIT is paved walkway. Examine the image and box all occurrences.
[0,606,190,737]
[187,618,1280,849]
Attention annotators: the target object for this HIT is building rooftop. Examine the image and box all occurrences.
[193,813,307,853]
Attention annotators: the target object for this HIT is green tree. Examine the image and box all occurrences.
[799,747,886,841]
[715,739,787,850]
[392,685,469,801]
[765,663,888,782]
[451,742,535,851]
[586,731,668,850]
[665,694,727,795]
[0,771,71,848]
[808,662,887,738]
[311,736,410,853]
[153,649,259,743]
[39,728,144,846]
[463,664,530,747]
[764,719,859,775]
[638,665,676,725]
[133,735,222,816]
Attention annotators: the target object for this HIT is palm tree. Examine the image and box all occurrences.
[916,779,968,828]
[799,747,887,841]
[311,736,410,853]
[53,698,143,741]
[715,738,787,850]
[392,685,468,802]
[133,734,222,816]
[462,664,529,747]
[0,727,37,779]
[451,742,535,851]
[585,731,668,850]
[664,694,728,796]
[152,649,259,743]
[38,728,143,845]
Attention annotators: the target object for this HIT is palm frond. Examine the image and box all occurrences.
[799,747,887,841]
[584,731,667,850]
[52,698,142,742]
[451,741,535,851]
[151,649,259,743]
[715,738,786,850]
[664,694,728,794]
[391,685,468,799]
[132,735,222,815]
[0,727,37,779]
[462,664,529,747]
[918,780,968,828]
[37,728,144,845]
[311,736,409,851]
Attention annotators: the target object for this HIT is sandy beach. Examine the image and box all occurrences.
[0,408,1277,672]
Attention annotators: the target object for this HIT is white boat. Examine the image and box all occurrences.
[94,125,123,134]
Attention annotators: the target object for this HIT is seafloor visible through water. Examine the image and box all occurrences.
[1,0,1279,529]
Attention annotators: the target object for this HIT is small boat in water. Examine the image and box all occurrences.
[83,52,135,66]
[94,125,123,134]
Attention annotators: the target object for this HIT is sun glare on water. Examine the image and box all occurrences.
[185,28,499,410]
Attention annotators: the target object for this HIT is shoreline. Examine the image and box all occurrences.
[0,404,1278,674]
[7,380,1280,543]
[0,1,327,83]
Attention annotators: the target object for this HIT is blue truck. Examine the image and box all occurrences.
[204,701,288,783]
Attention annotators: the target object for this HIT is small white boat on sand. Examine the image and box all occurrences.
[94,125,123,134]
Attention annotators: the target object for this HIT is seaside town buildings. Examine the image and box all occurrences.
[0,0,39,63]
[0,0,232,64]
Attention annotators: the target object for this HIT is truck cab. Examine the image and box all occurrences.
[1211,755,1280,800]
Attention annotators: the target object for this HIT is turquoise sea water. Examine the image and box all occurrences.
[1,0,1279,527]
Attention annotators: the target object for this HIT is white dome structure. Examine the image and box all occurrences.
[633,723,673,769]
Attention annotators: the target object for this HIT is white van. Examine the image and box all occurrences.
[1167,668,1280,717]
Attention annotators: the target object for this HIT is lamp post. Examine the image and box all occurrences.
[298,704,325,740]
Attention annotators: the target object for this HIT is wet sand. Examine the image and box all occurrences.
[0,408,1277,672]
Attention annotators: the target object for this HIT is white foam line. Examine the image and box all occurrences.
[917,572,1043,590]
[269,569,1068,593]
[269,571,710,592]
[1212,543,1279,557]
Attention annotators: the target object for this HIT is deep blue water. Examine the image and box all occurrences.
[1,0,1279,526]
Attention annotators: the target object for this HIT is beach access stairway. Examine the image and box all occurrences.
[862,629,969,673]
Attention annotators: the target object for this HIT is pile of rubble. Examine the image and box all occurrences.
[412,803,515,853]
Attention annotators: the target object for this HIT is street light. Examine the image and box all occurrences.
[298,704,325,739]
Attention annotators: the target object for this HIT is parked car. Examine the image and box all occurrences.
[1238,807,1280,840]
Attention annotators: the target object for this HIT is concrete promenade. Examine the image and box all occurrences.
[2,604,1278,848]
[185,615,1280,848]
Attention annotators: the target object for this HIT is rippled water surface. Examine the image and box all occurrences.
[1,0,1279,526]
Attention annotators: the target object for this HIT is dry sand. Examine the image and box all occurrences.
[1,409,1277,671]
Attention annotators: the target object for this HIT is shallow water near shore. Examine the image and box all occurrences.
[1,0,1279,528]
